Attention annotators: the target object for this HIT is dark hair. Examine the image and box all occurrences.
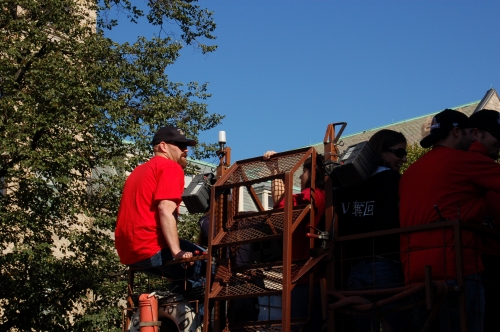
[368,130,406,155]
[368,130,407,166]
[303,154,325,189]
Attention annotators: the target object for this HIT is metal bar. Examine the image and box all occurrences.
[291,204,311,233]
[211,234,283,249]
[323,123,344,332]
[335,220,461,241]
[308,149,317,255]
[453,222,467,332]
[211,290,282,301]
[425,265,433,310]
[204,148,231,332]
[281,171,293,331]
[232,147,312,165]
[245,185,266,212]
[291,253,328,283]
[320,278,327,320]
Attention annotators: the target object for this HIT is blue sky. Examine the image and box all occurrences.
[106,0,500,163]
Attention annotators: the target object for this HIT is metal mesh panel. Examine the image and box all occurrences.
[212,265,304,299]
[224,153,306,185]
[217,210,303,245]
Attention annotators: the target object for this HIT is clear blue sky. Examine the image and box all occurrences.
[105,0,500,164]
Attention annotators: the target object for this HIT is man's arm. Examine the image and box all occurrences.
[157,199,193,260]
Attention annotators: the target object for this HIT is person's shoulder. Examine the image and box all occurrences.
[467,142,495,161]
[367,170,400,190]
[151,156,181,167]
[372,169,400,180]
[313,187,326,199]
[299,187,325,199]
[149,156,184,174]
[402,147,452,173]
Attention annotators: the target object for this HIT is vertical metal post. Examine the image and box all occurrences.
[281,171,293,331]
[453,222,467,332]
[203,146,231,332]
[323,123,345,332]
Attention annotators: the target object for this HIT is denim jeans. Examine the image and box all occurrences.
[129,239,206,290]
[348,258,405,332]
[412,273,485,332]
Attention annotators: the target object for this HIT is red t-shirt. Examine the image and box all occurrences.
[471,142,500,255]
[275,188,326,260]
[115,156,185,265]
[399,145,500,283]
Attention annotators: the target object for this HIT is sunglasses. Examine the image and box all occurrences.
[384,148,407,158]
[168,142,188,151]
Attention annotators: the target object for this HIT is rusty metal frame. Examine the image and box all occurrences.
[323,122,347,331]
[203,146,325,331]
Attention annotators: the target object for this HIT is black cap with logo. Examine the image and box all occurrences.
[151,126,197,146]
[420,109,470,148]
[468,109,500,141]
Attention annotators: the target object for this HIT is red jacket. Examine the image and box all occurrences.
[400,145,500,283]
[275,187,326,260]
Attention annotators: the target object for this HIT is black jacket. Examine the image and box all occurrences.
[334,168,401,262]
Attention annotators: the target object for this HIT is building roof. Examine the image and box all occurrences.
[309,88,499,154]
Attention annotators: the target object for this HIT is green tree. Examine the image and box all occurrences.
[0,0,221,330]
[400,142,429,173]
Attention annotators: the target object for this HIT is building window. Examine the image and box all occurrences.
[257,190,273,210]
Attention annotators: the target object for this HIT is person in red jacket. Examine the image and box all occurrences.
[115,126,203,281]
[400,109,500,332]
[263,151,326,260]
[262,151,326,331]
[469,109,500,331]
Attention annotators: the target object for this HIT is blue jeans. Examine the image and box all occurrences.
[348,258,405,332]
[412,273,485,332]
[129,240,205,289]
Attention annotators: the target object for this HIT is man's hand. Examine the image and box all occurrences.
[173,250,193,260]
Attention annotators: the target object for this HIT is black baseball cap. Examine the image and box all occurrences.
[469,109,500,140]
[420,109,471,148]
[151,126,197,146]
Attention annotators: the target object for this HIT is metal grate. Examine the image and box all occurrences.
[216,210,304,245]
[212,265,305,299]
[224,153,306,185]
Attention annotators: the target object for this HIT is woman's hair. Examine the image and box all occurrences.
[368,129,407,166]
[303,153,325,189]
[368,129,407,155]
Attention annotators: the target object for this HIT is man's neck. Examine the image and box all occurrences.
[433,137,465,151]
[154,151,170,160]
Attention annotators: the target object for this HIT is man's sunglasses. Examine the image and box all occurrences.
[384,148,407,158]
[168,142,188,150]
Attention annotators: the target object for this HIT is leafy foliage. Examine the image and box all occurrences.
[400,142,429,174]
[0,0,221,330]
[178,212,204,244]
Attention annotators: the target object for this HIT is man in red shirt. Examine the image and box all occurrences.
[469,109,500,331]
[115,126,202,279]
[400,109,500,331]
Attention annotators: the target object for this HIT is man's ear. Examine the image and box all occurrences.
[470,128,479,140]
[451,126,462,138]
[157,142,168,153]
